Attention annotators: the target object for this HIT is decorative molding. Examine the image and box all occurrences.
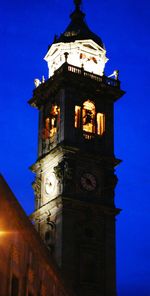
[32,177,41,199]
[54,160,73,182]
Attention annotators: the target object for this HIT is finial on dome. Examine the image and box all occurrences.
[74,0,82,10]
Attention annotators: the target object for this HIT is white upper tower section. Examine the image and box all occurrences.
[45,40,108,78]
[44,0,108,78]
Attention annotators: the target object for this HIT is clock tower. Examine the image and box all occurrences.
[29,1,125,296]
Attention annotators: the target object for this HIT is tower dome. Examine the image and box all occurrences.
[44,0,108,77]
[55,0,104,49]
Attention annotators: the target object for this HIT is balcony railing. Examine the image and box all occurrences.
[54,62,120,88]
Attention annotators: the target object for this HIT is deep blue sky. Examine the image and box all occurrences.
[0,0,150,295]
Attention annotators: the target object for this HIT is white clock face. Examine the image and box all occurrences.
[81,173,97,191]
[45,173,56,195]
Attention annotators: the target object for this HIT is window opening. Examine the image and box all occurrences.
[74,100,105,138]
[42,104,60,140]
[75,106,81,128]
[49,105,60,137]
[97,113,105,135]
[82,100,95,133]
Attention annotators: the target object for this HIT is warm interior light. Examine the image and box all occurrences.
[50,105,60,138]
[97,113,105,135]
[75,106,81,128]
[74,101,105,138]
[43,105,60,140]
[82,100,95,133]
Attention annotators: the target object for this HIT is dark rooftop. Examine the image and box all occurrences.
[52,1,104,49]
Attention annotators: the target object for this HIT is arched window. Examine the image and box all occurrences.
[42,104,60,140]
[49,105,60,138]
[74,100,105,138]
[82,100,95,133]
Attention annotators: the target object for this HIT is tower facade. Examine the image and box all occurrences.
[29,2,125,296]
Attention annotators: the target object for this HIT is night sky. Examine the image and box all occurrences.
[0,0,150,295]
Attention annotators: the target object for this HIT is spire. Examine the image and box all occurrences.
[74,0,82,10]
[70,0,85,22]
[52,0,104,49]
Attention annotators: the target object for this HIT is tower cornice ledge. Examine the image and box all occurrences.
[28,63,125,109]
[62,196,121,216]
[30,144,121,174]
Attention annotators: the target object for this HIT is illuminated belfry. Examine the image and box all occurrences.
[29,1,125,296]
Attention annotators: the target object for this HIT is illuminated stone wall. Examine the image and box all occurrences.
[0,176,74,296]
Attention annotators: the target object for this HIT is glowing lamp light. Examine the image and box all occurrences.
[0,230,12,237]
[0,230,6,237]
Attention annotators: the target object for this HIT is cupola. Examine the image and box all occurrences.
[44,0,108,77]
